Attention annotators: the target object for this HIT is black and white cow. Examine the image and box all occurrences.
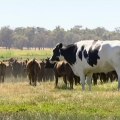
[50,40,120,91]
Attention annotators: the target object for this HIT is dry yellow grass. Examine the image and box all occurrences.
[0,79,120,105]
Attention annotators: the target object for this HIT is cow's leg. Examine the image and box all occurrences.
[114,66,120,90]
[80,73,86,91]
[86,74,92,91]
[114,67,120,90]
[0,76,1,83]
[43,74,46,82]
[63,75,67,88]
[2,75,4,83]
[116,72,120,91]
[32,76,35,86]
[93,78,97,85]
[69,77,73,89]
[67,74,73,89]
[74,76,80,85]
[0,77,2,83]
[33,75,36,86]
[55,74,58,88]
[28,74,32,85]
[34,75,37,86]
[92,74,98,85]
[117,75,120,91]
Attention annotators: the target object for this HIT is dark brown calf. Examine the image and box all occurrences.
[3,61,12,78]
[38,60,55,82]
[45,59,75,89]
[0,62,6,83]
[11,59,23,78]
[92,73,100,85]
[92,71,118,85]
[27,59,41,86]
[38,60,46,82]
[107,71,118,82]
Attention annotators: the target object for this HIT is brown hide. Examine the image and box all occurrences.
[38,60,55,82]
[11,60,23,78]
[38,61,45,82]
[27,59,40,86]
[0,62,6,83]
[54,61,74,89]
[45,59,74,89]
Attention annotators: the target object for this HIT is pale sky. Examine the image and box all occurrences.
[0,0,120,31]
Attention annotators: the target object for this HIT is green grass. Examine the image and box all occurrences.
[0,48,52,60]
[0,78,120,120]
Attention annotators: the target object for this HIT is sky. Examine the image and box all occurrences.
[0,0,120,31]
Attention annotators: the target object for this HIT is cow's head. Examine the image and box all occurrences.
[50,43,63,61]
[45,58,56,68]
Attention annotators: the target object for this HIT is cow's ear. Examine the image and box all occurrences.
[58,43,63,49]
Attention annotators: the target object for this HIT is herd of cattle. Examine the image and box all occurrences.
[0,56,118,89]
[0,58,54,83]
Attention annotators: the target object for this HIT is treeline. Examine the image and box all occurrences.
[0,26,120,49]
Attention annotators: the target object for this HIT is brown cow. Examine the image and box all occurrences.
[11,59,23,78]
[45,59,75,89]
[92,73,100,85]
[21,60,28,78]
[38,60,46,82]
[107,71,118,82]
[0,62,6,83]
[92,71,118,85]
[27,59,41,86]
[3,61,12,78]
[38,60,55,82]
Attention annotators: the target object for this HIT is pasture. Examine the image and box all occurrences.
[0,48,120,120]
[0,48,52,60]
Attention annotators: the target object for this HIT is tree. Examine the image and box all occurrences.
[53,26,65,45]
[0,26,13,49]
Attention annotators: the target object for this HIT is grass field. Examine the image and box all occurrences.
[0,48,52,60]
[0,49,120,120]
[0,78,120,120]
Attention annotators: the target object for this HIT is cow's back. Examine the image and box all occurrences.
[74,40,120,75]
[27,60,40,74]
